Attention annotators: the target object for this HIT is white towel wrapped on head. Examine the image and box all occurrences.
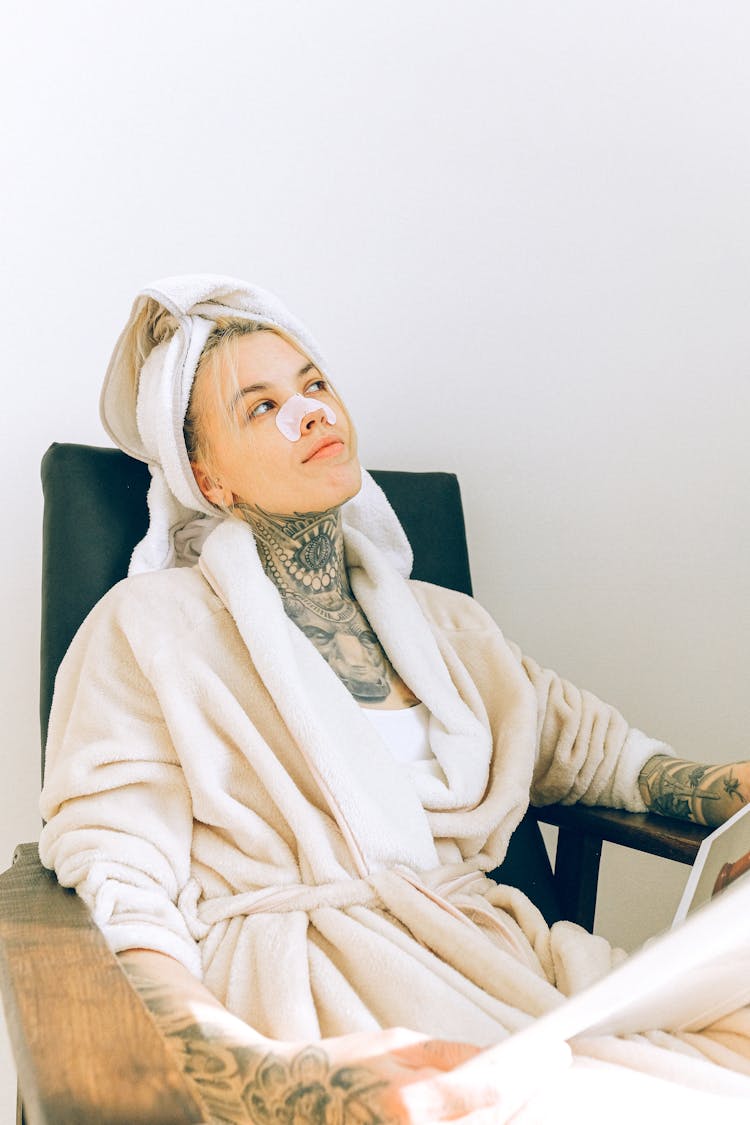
[100,273,413,577]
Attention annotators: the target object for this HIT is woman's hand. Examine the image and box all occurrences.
[119,948,494,1123]
[223,1032,484,1125]
[639,755,750,827]
[164,1026,484,1124]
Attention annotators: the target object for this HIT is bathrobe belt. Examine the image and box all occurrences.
[177,861,536,965]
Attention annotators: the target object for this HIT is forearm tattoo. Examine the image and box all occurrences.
[235,502,415,707]
[639,755,748,826]
[120,955,394,1124]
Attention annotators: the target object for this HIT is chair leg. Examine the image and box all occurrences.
[554,826,602,931]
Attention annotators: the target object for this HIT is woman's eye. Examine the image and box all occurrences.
[248,400,275,420]
[305,378,328,395]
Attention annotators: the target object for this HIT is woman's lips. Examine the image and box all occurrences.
[304,439,345,462]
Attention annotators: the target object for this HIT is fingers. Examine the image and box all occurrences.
[320,1029,481,1075]
[389,1038,482,1072]
[397,1032,572,1122]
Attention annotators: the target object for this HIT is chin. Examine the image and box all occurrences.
[325,459,362,508]
[341,461,363,502]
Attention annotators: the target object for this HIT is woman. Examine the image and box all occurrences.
[39,275,750,1122]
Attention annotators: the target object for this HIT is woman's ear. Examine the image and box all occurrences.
[191,462,234,507]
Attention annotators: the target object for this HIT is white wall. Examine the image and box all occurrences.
[2,0,749,1113]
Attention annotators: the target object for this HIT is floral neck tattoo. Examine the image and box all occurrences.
[234,503,402,705]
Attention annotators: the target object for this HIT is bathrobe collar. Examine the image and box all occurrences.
[198,518,494,876]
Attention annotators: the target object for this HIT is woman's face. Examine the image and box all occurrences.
[191,331,361,515]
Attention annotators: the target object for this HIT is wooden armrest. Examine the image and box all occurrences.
[532,805,711,932]
[534,804,710,864]
[0,844,205,1125]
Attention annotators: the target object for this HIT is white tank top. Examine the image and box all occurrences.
[361,702,444,779]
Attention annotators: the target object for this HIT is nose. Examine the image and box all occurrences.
[301,405,329,434]
[275,393,337,443]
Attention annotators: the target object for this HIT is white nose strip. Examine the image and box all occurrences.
[276,393,337,442]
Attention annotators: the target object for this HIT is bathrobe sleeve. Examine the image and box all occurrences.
[39,583,202,977]
[508,641,674,812]
[409,581,673,819]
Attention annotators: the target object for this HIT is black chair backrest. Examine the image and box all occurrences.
[40,442,561,924]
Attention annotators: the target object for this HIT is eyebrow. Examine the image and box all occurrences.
[228,362,316,412]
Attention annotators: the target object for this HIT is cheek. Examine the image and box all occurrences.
[220,432,297,504]
[338,401,356,443]
[326,385,355,437]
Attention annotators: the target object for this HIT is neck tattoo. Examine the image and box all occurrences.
[234,503,400,705]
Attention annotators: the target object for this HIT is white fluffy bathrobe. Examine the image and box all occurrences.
[40,509,671,1044]
[39,506,750,1120]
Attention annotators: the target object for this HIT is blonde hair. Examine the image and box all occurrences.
[128,302,276,505]
[183,318,275,476]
